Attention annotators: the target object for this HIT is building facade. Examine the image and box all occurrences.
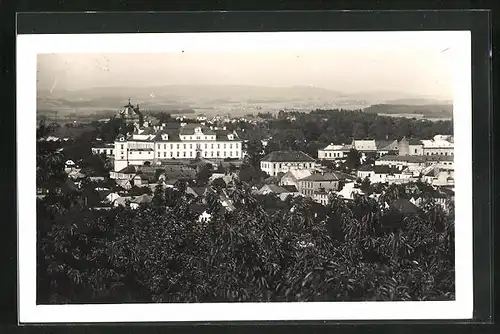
[260,151,316,176]
[91,143,115,157]
[279,169,312,189]
[113,123,243,172]
[298,172,343,197]
[317,143,351,160]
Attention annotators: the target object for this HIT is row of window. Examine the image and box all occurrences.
[156,143,239,150]
[425,151,453,156]
[180,135,216,141]
[155,151,241,158]
[261,162,314,169]
[301,181,335,188]
[323,152,344,158]
[93,149,114,155]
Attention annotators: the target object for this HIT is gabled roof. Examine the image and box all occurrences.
[358,164,374,172]
[259,184,288,194]
[373,165,402,174]
[377,155,426,163]
[300,172,344,182]
[425,155,454,162]
[390,198,419,214]
[353,140,377,151]
[179,124,216,136]
[321,143,351,151]
[281,185,298,192]
[262,151,315,162]
[281,169,312,181]
[375,140,398,151]
[117,165,139,174]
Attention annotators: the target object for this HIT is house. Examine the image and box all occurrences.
[67,169,86,180]
[370,165,406,184]
[112,194,152,209]
[317,143,351,160]
[399,137,424,156]
[260,151,316,176]
[257,184,289,196]
[337,182,364,201]
[387,198,420,215]
[357,164,375,180]
[65,159,77,169]
[279,169,312,189]
[110,165,138,180]
[375,155,427,169]
[91,143,114,157]
[113,104,243,172]
[298,172,344,197]
[312,188,332,206]
[420,135,454,156]
[352,140,378,154]
[375,139,399,156]
[424,155,454,170]
[104,192,121,204]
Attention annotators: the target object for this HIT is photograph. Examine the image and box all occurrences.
[18,31,473,322]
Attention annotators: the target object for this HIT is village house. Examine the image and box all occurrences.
[312,188,333,206]
[375,155,427,169]
[91,143,115,157]
[337,182,364,201]
[297,172,344,197]
[398,137,424,156]
[424,155,454,170]
[279,169,312,189]
[420,135,454,156]
[357,164,375,180]
[317,143,351,160]
[422,167,455,187]
[260,151,317,176]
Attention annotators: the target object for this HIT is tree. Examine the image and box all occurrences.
[238,163,263,185]
[245,139,264,169]
[37,158,455,304]
[212,178,226,190]
[346,149,362,170]
[196,163,213,186]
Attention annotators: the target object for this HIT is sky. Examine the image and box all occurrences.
[37,49,453,99]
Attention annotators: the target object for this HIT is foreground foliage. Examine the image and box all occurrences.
[37,181,455,304]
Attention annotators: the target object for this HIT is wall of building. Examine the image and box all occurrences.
[408,145,424,156]
[422,147,454,156]
[114,138,242,171]
[318,150,347,160]
[261,161,315,177]
[298,180,340,197]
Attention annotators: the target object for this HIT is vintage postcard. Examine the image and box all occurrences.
[17,31,472,323]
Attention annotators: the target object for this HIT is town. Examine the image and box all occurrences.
[36,99,455,304]
[38,99,455,218]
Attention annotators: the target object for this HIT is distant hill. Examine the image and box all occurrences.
[37,85,452,118]
[382,98,453,105]
[363,104,453,118]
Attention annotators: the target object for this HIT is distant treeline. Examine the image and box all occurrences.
[363,104,453,117]
[238,109,453,158]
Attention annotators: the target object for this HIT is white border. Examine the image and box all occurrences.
[17,31,473,323]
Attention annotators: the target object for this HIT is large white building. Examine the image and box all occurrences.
[399,135,454,156]
[317,143,351,160]
[318,139,398,160]
[113,123,243,171]
[260,151,316,176]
